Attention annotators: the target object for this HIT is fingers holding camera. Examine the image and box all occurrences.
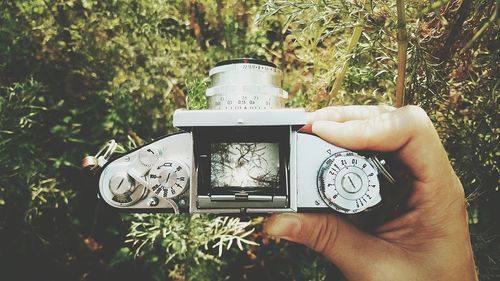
[307,105,396,123]
[264,213,404,280]
[311,105,452,184]
[300,105,396,133]
[293,106,476,280]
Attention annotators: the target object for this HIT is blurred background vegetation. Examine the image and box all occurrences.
[0,0,498,280]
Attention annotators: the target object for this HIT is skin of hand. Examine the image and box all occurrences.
[264,105,477,281]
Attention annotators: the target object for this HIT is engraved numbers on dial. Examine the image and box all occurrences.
[317,151,380,213]
[148,160,189,199]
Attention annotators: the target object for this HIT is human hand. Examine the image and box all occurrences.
[264,105,477,280]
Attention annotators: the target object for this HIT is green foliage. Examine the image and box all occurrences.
[0,0,498,280]
[185,77,209,110]
[402,1,499,278]
[0,80,74,221]
[125,214,257,279]
[258,0,398,109]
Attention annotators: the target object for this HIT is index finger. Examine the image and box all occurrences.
[311,105,452,184]
[308,105,396,123]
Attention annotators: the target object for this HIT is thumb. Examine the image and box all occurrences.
[265,213,399,279]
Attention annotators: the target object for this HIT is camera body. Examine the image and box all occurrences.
[98,59,393,214]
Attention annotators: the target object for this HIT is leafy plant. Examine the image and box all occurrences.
[0,0,498,280]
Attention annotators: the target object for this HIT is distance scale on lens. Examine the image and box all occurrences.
[147,159,189,199]
[317,151,380,213]
[209,95,276,110]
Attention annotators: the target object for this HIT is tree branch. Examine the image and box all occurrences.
[395,0,408,108]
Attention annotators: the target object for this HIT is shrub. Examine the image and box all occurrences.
[0,0,498,280]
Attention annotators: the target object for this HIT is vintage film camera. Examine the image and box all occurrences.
[96,58,395,214]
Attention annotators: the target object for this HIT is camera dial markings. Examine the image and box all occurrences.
[317,151,380,213]
[148,159,189,199]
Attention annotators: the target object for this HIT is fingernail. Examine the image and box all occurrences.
[265,214,301,238]
[298,123,312,133]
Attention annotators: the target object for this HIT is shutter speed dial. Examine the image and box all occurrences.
[317,151,381,213]
[148,159,189,199]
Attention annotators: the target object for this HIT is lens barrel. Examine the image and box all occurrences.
[206,58,287,110]
[214,58,277,68]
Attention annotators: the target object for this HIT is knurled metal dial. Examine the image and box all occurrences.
[108,173,146,206]
[317,151,380,213]
[147,159,189,199]
[139,146,161,167]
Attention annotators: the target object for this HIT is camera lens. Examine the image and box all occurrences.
[206,58,287,110]
[215,58,277,68]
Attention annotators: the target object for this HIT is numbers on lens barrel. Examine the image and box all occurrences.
[211,95,273,110]
[317,151,380,213]
[147,160,189,199]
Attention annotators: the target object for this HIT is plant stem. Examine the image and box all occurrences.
[460,4,497,54]
[328,24,363,103]
[328,1,366,102]
[396,0,408,107]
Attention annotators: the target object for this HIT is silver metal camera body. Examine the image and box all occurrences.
[98,59,393,214]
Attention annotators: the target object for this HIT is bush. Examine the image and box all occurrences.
[0,0,498,280]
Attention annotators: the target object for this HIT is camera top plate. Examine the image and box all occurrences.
[173,108,307,128]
